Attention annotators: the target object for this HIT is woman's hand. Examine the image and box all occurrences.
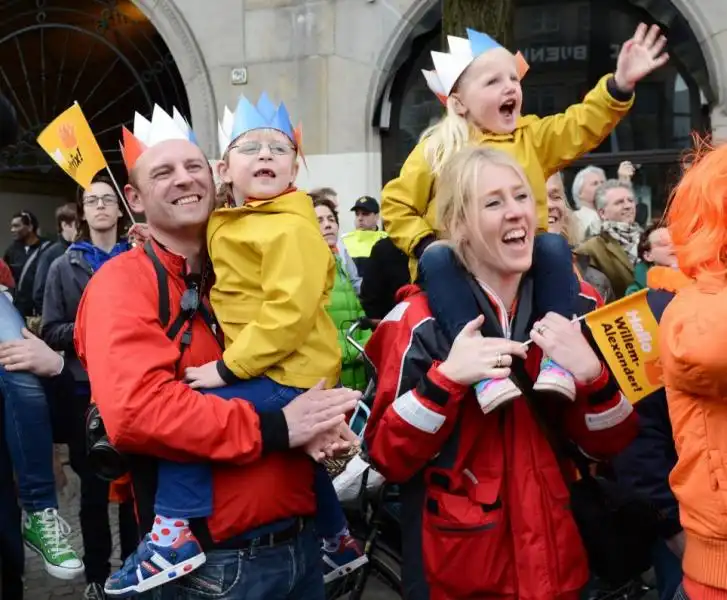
[184,361,226,389]
[529,313,602,384]
[0,329,64,377]
[614,23,668,92]
[438,315,528,386]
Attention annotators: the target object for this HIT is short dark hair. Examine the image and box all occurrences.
[75,172,126,242]
[312,197,339,225]
[12,210,39,232]
[310,187,337,201]
[637,220,666,263]
[55,203,77,234]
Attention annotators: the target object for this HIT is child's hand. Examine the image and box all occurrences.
[614,23,669,92]
[184,361,226,389]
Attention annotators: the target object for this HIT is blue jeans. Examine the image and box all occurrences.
[155,377,345,538]
[0,392,25,599]
[0,293,56,512]
[418,233,577,342]
[151,520,324,600]
[652,538,683,600]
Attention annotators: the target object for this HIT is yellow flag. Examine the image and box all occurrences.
[584,289,663,403]
[36,103,107,189]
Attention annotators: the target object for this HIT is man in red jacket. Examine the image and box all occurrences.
[74,107,359,599]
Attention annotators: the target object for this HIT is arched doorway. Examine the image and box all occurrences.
[0,0,191,241]
[376,0,714,220]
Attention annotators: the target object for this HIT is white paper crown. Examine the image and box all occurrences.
[421,28,529,104]
[121,104,197,171]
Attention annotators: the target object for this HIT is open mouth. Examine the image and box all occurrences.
[502,227,527,247]
[499,98,516,118]
[547,210,562,225]
[254,168,276,179]
[172,194,201,206]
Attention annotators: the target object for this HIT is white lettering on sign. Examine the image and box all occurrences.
[521,44,622,64]
[522,45,588,63]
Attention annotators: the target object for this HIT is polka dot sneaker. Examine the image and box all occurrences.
[104,528,206,598]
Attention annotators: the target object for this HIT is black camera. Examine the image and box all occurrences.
[85,404,129,482]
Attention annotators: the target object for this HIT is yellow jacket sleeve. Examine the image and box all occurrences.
[381,141,436,258]
[527,75,634,177]
[222,222,332,380]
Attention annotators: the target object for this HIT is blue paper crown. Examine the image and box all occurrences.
[228,93,295,147]
[466,28,503,57]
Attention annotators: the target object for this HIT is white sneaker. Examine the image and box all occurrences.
[475,378,521,414]
[533,357,576,401]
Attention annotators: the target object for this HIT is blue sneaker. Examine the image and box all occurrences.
[322,534,368,583]
[104,528,206,597]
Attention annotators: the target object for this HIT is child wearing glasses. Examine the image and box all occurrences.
[104,94,365,598]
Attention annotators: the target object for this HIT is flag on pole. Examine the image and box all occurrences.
[37,103,107,189]
[584,289,663,404]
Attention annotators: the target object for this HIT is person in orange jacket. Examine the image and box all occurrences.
[660,140,727,600]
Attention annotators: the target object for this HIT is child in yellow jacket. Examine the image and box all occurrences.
[382,23,668,412]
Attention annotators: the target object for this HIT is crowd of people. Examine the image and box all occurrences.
[0,18,725,600]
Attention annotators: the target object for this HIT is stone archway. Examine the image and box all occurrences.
[368,0,727,132]
[131,0,217,156]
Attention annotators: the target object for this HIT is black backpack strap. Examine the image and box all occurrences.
[143,241,170,329]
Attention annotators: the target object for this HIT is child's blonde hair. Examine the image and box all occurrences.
[436,145,533,268]
[421,97,472,176]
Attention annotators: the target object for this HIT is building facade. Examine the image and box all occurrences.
[0,0,725,239]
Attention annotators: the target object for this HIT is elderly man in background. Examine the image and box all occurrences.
[572,166,606,242]
[575,179,643,298]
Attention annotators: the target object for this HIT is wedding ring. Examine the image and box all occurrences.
[535,323,546,335]
[494,353,503,368]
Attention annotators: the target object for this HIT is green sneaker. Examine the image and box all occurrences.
[23,508,84,580]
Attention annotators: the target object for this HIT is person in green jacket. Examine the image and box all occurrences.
[314,197,372,391]
[625,221,677,295]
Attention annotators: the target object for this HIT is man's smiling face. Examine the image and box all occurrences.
[125,139,215,234]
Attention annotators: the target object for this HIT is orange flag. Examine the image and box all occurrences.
[584,289,663,403]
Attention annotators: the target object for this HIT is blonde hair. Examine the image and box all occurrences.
[436,146,533,269]
[421,97,473,176]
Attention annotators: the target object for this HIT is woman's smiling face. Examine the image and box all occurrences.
[462,162,536,278]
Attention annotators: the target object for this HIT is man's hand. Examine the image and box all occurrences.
[185,361,226,389]
[283,381,360,449]
[0,329,63,377]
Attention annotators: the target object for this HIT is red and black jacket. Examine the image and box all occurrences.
[364,276,638,600]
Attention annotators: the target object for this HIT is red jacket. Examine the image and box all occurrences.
[364,282,638,600]
[74,241,315,542]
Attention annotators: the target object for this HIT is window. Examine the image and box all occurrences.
[529,7,560,34]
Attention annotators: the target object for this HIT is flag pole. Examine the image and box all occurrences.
[521,313,587,348]
[104,166,136,224]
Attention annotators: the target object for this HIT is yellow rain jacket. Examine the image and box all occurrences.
[207,189,341,388]
[382,74,635,278]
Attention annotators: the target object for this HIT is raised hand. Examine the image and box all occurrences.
[614,23,669,92]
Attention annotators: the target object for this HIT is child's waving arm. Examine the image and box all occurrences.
[529,23,667,176]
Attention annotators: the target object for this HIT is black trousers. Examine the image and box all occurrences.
[68,390,138,584]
